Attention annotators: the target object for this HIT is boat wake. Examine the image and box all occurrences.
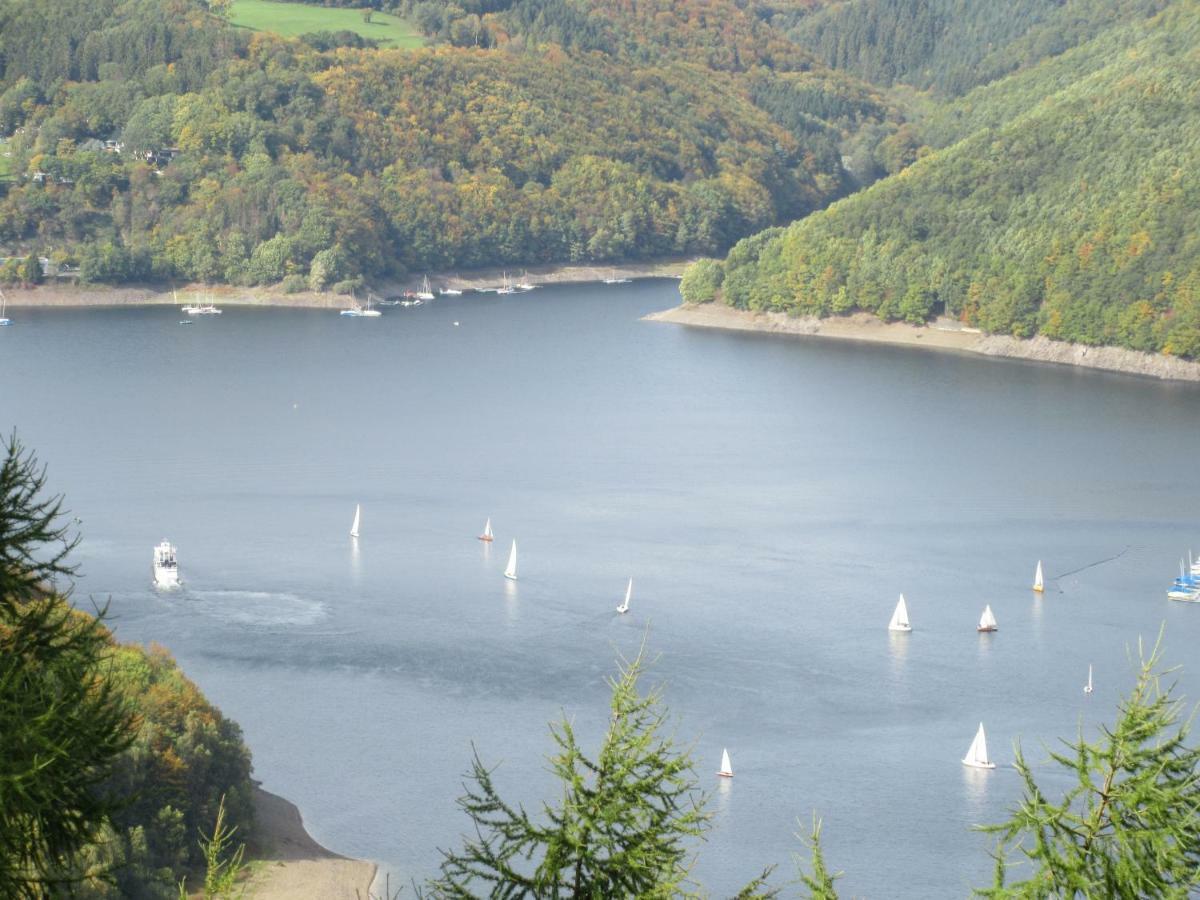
[1046,545,1132,590]
[187,590,328,626]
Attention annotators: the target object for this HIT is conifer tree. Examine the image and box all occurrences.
[979,636,1200,897]
[0,433,135,897]
[428,647,710,898]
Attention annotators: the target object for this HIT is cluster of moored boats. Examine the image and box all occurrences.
[1167,552,1200,601]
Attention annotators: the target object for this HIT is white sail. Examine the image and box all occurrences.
[1085,664,1093,694]
[617,578,632,614]
[350,504,361,538]
[962,722,995,768]
[888,594,911,632]
[1033,560,1044,592]
[479,517,493,541]
[978,604,998,631]
[504,540,518,580]
[718,748,733,777]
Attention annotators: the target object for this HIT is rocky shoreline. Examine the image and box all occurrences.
[645,303,1200,384]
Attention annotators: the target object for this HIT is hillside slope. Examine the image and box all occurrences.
[0,0,901,286]
[686,1,1200,358]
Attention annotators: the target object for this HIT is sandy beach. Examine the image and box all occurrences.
[645,303,1200,383]
[2,259,691,309]
[245,787,377,900]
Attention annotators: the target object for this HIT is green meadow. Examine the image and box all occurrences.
[229,0,424,49]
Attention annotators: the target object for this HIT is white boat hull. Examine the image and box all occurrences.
[153,567,179,589]
[962,759,996,769]
[888,624,912,633]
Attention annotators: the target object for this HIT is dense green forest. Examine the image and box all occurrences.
[0,0,904,287]
[778,0,1169,95]
[687,0,1200,358]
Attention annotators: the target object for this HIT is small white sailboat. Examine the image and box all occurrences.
[0,287,12,326]
[962,722,995,769]
[601,269,631,285]
[977,604,998,633]
[152,540,180,589]
[1084,664,1093,695]
[717,748,733,778]
[888,593,911,632]
[416,275,435,301]
[438,286,463,296]
[617,578,632,614]
[496,272,516,295]
[350,504,361,538]
[515,270,535,291]
[478,518,494,542]
[1032,560,1044,592]
[504,539,518,580]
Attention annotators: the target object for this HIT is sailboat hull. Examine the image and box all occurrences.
[504,573,517,581]
[478,535,494,542]
[888,624,912,633]
[976,626,998,632]
[961,759,996,769]
[1032,585,1044,593]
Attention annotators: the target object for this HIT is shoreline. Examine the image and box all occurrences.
[645,303,1200,384]
[246,786,377,900]
[2,259,691,309]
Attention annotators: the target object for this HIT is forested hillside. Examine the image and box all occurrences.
[779,0,1168,95]
[0,0,903,286]
[687,0,1200,358]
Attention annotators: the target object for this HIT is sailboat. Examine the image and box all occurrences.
[515,270,535,291]
[601,269,631,285]
[1084,664,1093,695]
[350,504,361,538]
[717,748,733,778]
[504,540,518,580]
[961,723,995,769]
[416,275,435,301]
[977,604,998,633]
[496,272,516,295]
[888,594,911,632]
[617,578,632,614]
[478,518,494,542]
[0,287,12,325]
[1032,560,1044,592]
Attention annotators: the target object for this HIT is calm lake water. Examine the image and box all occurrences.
[3,281,1200,896]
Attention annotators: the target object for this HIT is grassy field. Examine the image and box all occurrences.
[229,0,424,49]
[0,150,13,181]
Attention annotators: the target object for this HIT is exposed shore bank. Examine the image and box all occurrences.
[245,787,377,900]
[645,303,1200,384]
[3,259,690,309]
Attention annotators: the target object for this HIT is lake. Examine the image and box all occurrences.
[2,280,1199,896]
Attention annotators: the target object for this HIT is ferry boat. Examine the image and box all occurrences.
[152,540,180,589]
